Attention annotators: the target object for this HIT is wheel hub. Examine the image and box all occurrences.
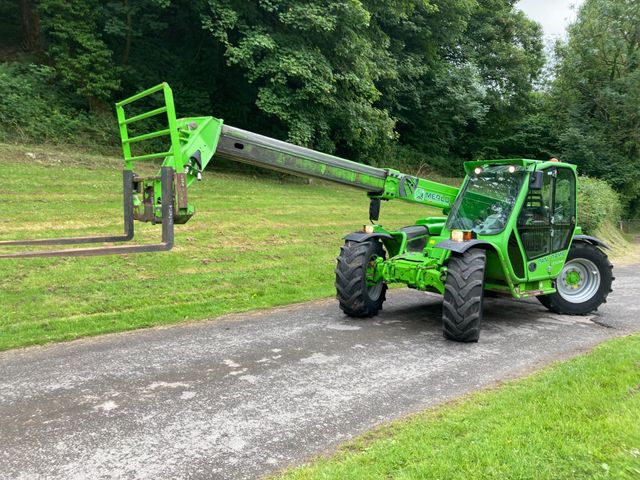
[565,270,581,287]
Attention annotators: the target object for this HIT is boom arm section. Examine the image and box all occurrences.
[118,83,458,225]
[211,126,458,210]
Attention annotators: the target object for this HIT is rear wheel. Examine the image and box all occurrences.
[335,240,387,317]
[537,242,613,314]
[442,249,487,342]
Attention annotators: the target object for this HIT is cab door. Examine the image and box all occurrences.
[551,167,577,253]
[517,167,576,270]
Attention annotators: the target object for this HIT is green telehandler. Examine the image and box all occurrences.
[0,83,614,342]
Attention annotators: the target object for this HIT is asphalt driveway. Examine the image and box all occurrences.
[1,264,638,479]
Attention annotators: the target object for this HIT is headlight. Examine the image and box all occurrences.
[451,230,474,242]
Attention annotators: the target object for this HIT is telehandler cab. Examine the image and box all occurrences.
[0,83,614,342]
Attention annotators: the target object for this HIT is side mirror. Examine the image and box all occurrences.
[529,171,543,190]
[369,198,381,222]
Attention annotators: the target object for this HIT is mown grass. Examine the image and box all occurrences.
[277,335,640,480]
[0,144,444,350]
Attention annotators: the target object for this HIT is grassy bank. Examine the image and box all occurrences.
[594,222,640,266]
[277,335,640,479]
[0,144,439,350]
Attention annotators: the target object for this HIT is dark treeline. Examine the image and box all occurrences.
[1,0,638,214]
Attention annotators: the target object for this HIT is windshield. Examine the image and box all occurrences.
[447,165,526,235]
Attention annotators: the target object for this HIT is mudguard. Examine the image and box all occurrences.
[344,232,393,243]
[434,239,494,254]
[572,235,610,250]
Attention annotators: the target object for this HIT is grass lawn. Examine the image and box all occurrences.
[277,334,640,480]
[0,144,444,350]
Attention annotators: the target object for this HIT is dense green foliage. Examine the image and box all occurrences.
[0,0,637,214]
[578,176,623,233]
[550,0,640,215]
[0,62,116,146]
[0,0,544,158]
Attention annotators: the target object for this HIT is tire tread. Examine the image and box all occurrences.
[335,241,386,317]
[442,249,486,342]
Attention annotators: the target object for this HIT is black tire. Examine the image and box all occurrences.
[335,240,387,317]
[537,242,613,315]
[442,248,487,342]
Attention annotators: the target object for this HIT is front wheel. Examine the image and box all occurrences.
[335,240,387,317]
[537,242,613,314]
[442,248,487,342]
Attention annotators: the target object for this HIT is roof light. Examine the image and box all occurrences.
[363,225,375,234]
[550,157,560,163]
[474,167,483,175]
[508,165,516,173]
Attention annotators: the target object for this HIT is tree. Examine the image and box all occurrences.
[550,0,640,214]
[19,0,41,51]
[201,0,396,156]
[39,0,121,110]
[371,0,489,170]
[458,0,545,160]
[0,0,549,177]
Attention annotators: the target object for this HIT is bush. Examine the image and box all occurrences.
[0,62,117,149]
[578,176,622,233]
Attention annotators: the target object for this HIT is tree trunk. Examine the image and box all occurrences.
[88,96,109,114]
[121,0,133,65]
[19,0,41,51]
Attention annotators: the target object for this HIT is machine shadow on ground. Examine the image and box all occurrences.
[367,291,597,340]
